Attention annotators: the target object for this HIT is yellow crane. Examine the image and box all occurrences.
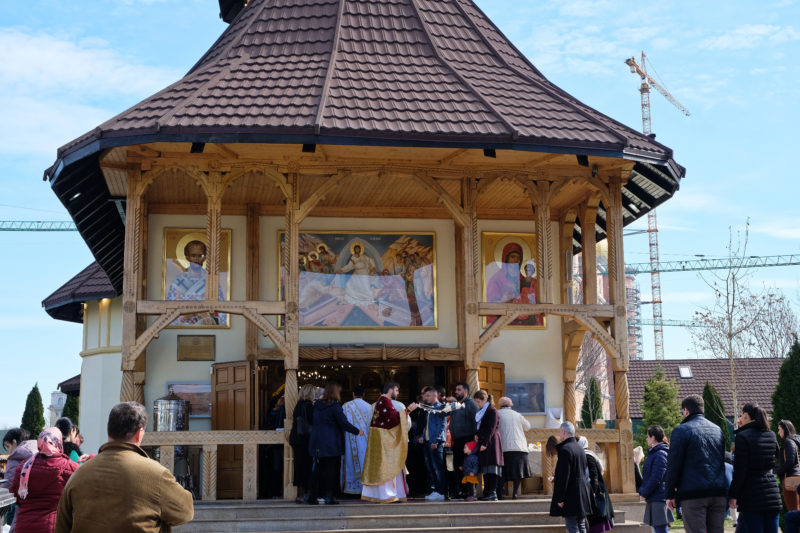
[625,51,690,361]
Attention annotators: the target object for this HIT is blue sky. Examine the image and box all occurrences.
[1,0,798,428]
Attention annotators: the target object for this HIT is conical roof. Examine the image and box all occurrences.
[55,0,679,167]
[46,0,684,293]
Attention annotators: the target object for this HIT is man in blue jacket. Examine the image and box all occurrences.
[664,395,727,533]
[416,386,449,501]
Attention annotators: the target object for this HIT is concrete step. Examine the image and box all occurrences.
[176,499,647,533]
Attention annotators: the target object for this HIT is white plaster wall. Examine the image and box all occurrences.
[79,351,122,454]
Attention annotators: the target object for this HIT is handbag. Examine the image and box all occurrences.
[784,438,800,491]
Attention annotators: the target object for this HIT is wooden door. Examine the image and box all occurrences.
[449,362,505,401]
[212,361,252,499]
[478,361,505,403]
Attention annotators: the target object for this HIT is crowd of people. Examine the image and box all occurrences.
[6,388,800,533]
[2,403,193,532]
[290,380,535,504]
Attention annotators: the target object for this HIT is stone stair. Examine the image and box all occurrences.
[176,497,649,533]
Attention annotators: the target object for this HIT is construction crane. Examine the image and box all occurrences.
[625,51,690,361]
[631,318,712,328]
[596,254,800,275]
[0,220,77,231]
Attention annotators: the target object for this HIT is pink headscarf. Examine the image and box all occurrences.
[16,427,63,499]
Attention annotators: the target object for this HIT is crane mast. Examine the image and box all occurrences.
[625,51,689,360]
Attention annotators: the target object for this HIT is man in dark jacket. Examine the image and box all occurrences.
[550,421,593,533]
[448,381,479,498]
[664,395,727,533]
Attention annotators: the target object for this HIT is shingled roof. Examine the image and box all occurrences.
[44,0,685,293]
[628,358,785,419]
[42,262,117,323]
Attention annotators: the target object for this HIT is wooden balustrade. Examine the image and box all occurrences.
[142,430,284,501]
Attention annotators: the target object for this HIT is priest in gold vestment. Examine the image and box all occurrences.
[361,381,418,502]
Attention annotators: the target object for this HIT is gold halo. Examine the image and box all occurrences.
[317,243,328,253]
[493,236,531,265]
[350,241,364,255]
[299,255,307,266]
[175,232,208,270]
[308,251,319,260]
[521,259,537,277]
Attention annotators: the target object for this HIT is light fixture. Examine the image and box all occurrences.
[69,192,82,201]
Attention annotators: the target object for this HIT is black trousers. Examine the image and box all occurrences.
[316,456,341,500]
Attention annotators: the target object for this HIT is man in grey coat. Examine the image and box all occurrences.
[448,381,478,498]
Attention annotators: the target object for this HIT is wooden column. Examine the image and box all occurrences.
[460,178,481,394]
[563,372,577,425]
[559,210,576,305]
[580,200,599,305]
[159,445,174,473]
[121,167,145,403]
[534,182,554,304]
[243,443,258,501]
[606,175,635,493]
[282,167,301,500]
[245,204,260,360]
[205,170,223,303]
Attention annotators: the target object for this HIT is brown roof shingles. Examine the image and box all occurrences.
[55,0,677,160]
[628,358,785,420]
[42,262,116,323]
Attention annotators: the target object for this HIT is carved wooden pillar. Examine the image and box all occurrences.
[534,181,554,304]
[580,200,599,305]
[563,373,577,425]
[246,204,260,360]
[460,178,481,393]
[559,210,577,305]
[282,167,301,500]
[121,167,145,403]
[202,444,218,501]
[205,170,223,303]
[606,175,634,493]
[243,443,258,501]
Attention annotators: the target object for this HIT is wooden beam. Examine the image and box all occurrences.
[474,311,521,360]
[413,172,468,227]
[136,300,286,315]
[297,171,351,222]
[478,302,615,318]
[580,199,600,305]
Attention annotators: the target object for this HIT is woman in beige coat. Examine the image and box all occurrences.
[497,397,532,499]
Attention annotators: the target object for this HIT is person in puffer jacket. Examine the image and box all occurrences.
[664,394,727,533]
[728,403,782,533]
[639,425,673,533]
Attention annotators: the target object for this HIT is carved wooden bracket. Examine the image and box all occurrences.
[473,311,521,361]
[413,172,468,227]
[297,171,351,222]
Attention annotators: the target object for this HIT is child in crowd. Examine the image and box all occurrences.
[461,441,479,502]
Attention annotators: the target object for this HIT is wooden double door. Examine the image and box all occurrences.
[212,361,251,499]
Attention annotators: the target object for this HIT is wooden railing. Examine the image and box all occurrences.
[525,427,623,494]
[142,430,284,501]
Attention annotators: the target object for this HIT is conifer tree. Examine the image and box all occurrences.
[580,377,603,428]
[62,395,80,426]
[703,381,731,449]
[636,365,682,449]
[21,383,45,438]
[772,338,800,435]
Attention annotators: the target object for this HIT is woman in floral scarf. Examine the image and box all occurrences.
[10,427,78,533]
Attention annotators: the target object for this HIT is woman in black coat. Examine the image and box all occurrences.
[473,390,503,501]
[307,382,362,505]
[289,384,316,503]
[777,419,800,511]
[728,403,782,533]
[580,436,614,533]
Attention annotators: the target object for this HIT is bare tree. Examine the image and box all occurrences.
[690,220,798,411]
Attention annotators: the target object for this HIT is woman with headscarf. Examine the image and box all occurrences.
[473,390,503,501]
[579,436,615,533]
[496,396,532,499]
[10,427,78,533]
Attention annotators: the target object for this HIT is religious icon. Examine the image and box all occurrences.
[162,228,232,328]
[506,381,546,414]
[279,231,436,328]
[482,232,545,328]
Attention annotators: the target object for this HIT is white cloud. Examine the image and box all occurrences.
[699,25,800,51]
[0,28,180,98]
[751,220,800,240]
